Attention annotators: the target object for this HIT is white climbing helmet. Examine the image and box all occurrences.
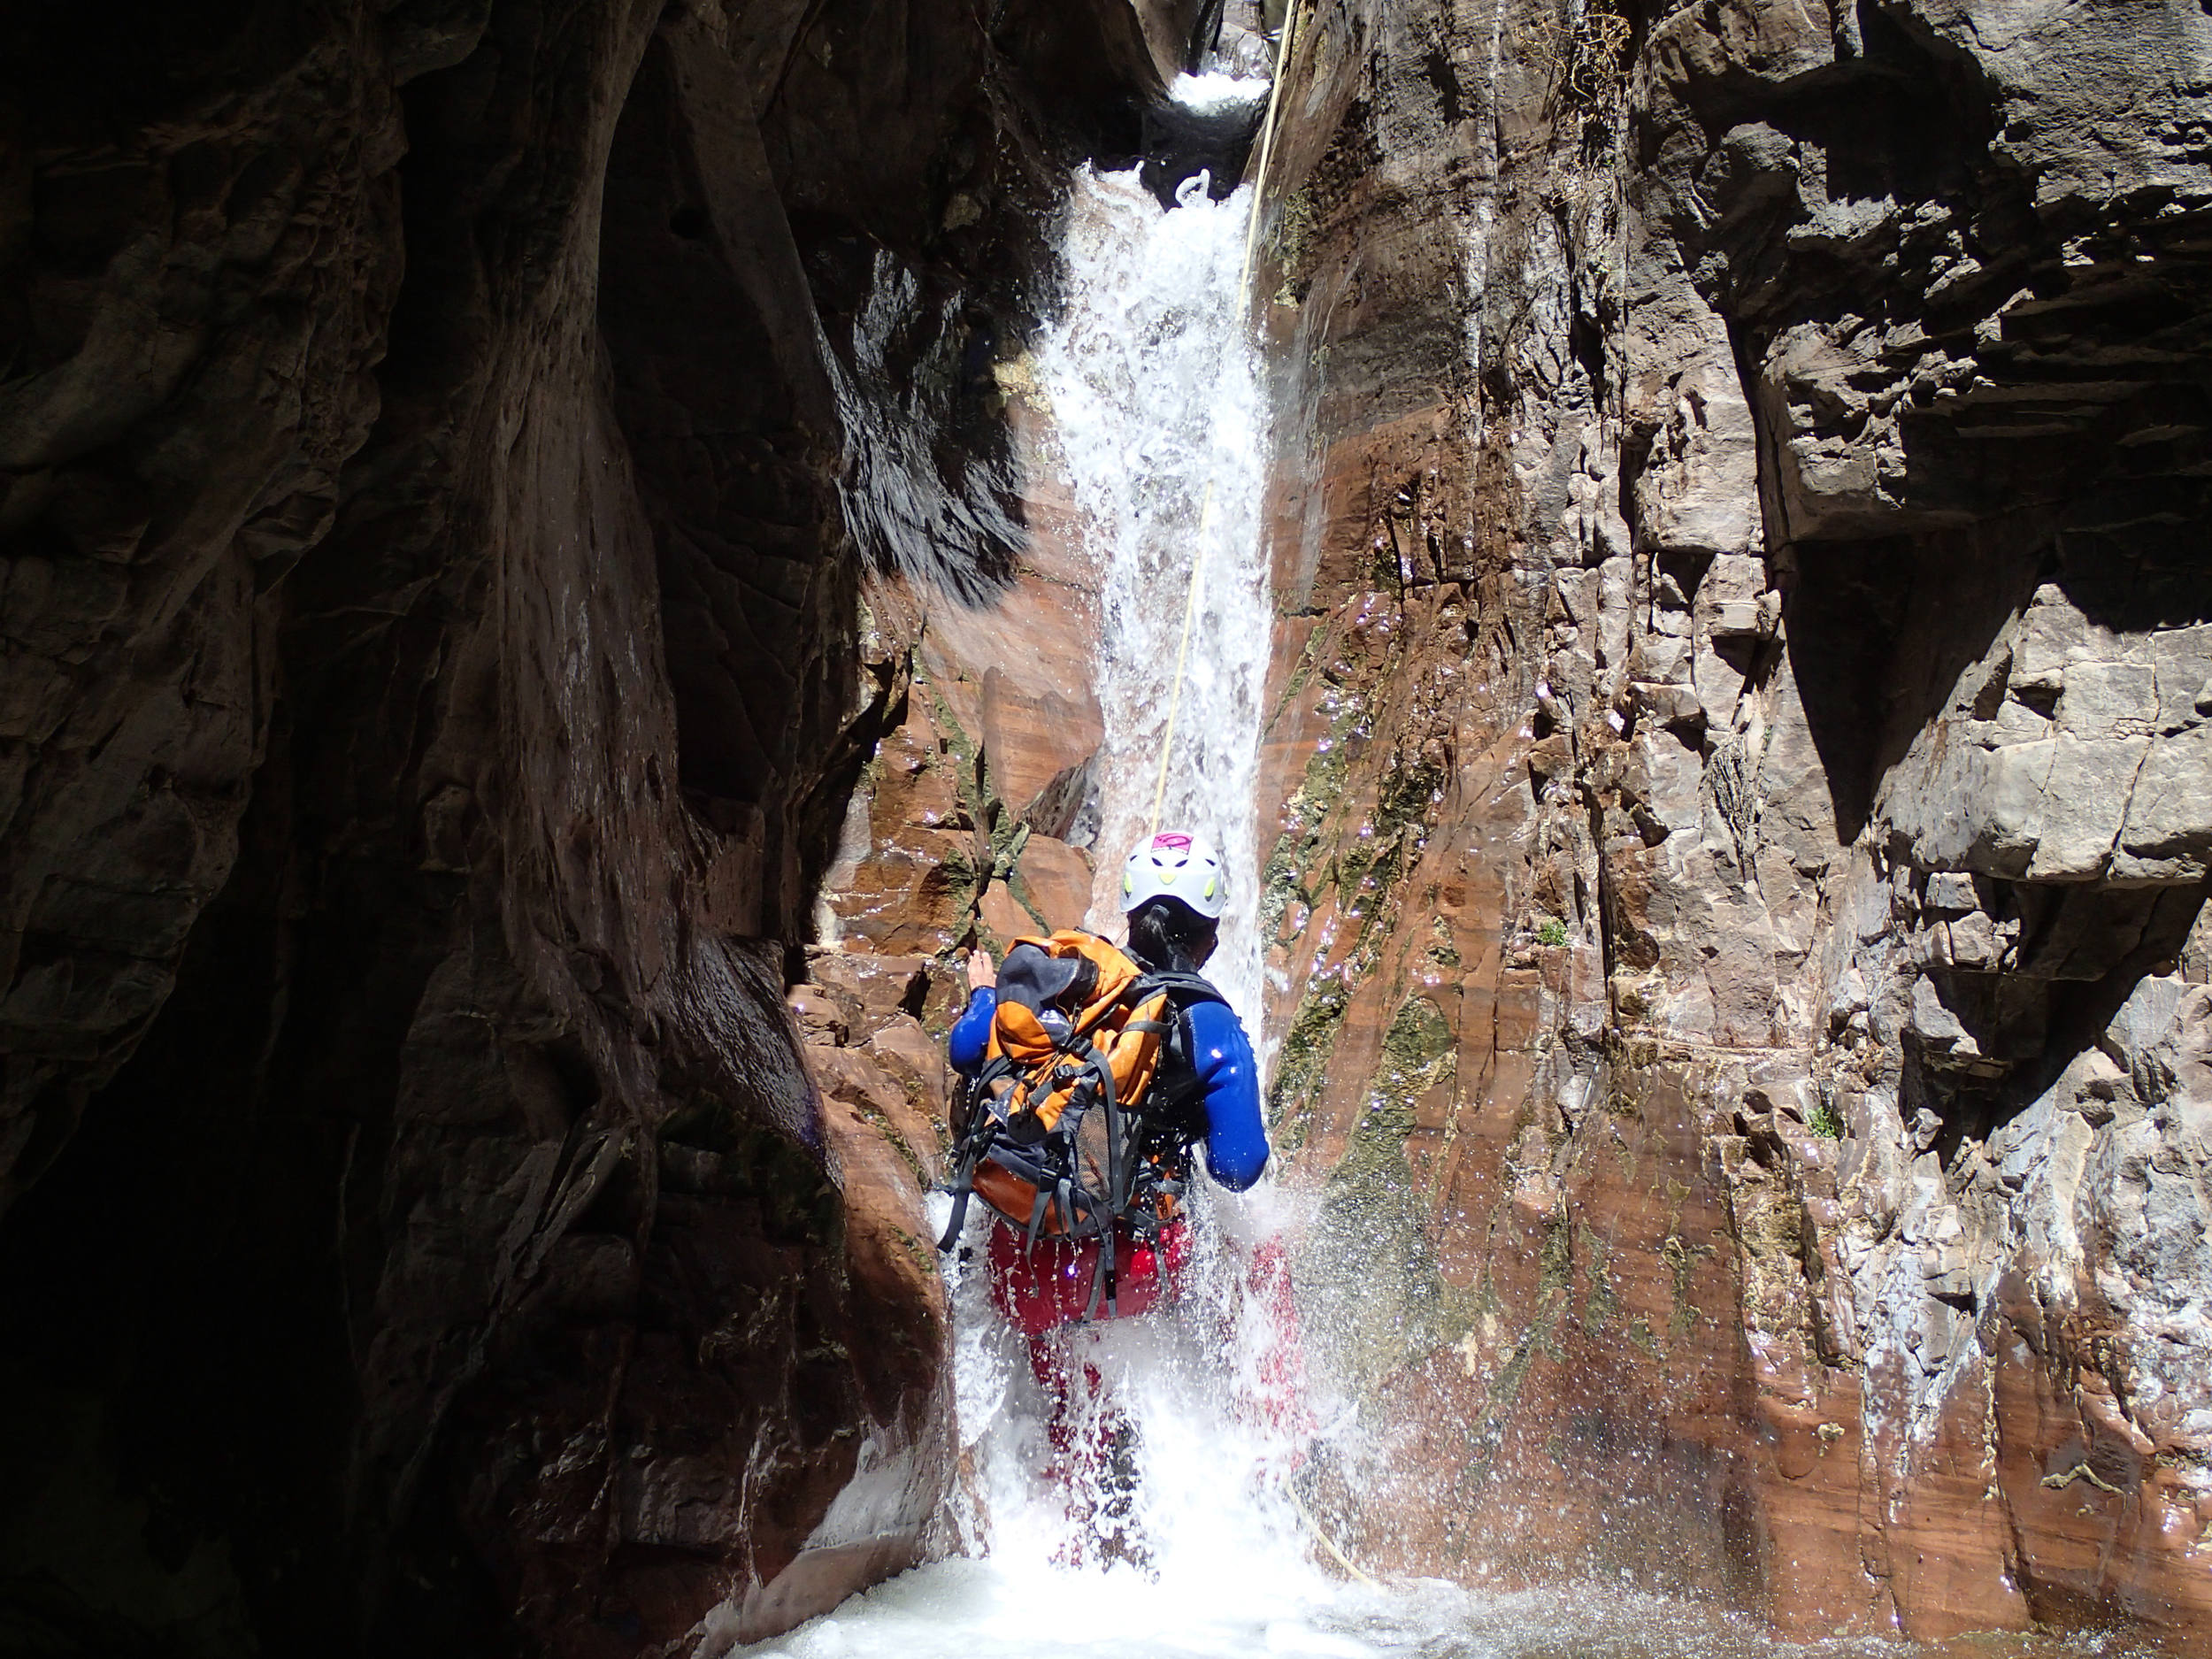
[1119,829,1226,920]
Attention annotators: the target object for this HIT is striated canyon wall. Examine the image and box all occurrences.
[1247,0,2212,1647]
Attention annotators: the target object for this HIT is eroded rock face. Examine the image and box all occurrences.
[1251,0,2212,1647]
[0,0,1190,1651]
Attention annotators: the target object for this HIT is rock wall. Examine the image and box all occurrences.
[0,0,1197,1652]
[1251,0,2212,1647]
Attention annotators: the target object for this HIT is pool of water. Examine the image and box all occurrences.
[733,1552,2164,1659]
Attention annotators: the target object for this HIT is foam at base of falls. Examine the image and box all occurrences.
[935,1183,1319,1557]
[731,1550,2165,1659]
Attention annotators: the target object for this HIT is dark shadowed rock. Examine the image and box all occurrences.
[5,0,2211,1652]
[0,0,1172,1651]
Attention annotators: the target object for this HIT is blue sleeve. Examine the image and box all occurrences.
[948,987,996,1075]
[1187,1000,1269,1191]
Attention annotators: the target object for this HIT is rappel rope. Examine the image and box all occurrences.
[1150,0,1304,840]
[1140,0,1385,1594]
[1280,1471,1379,1586]
[1239,0,1302,296]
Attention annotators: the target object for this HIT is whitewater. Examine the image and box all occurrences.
[729,73,2147,1659]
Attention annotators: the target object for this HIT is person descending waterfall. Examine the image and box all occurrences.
[937,829,1270,1555]
[941,828,1268,1318]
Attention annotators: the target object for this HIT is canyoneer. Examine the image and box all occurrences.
[936,830,1273,1548]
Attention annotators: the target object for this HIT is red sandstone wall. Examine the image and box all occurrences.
[1245,0,2212,1647]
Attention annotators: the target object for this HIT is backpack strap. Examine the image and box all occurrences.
[1126,974,1227,1103]
[1069,1036,1124,1223]
[1134,970,1226,1010]
[936,1098,1002,1250]
[1028,1175,1060,1253]
[941,968,1231,1278]
[937,1050,1025,1251]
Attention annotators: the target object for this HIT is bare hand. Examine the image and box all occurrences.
[966,949,996,992]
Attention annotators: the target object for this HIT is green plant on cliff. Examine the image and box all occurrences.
[1258,685,1367,943]
[1578,1219,1621,1336]
[1333,737,1442,927]
[1660,1230,1713,1343]
[918,676,982,823]
[1433,1210,1578,1514]
[1537,916,1569,948]
[1373,747,1446,839]
[1264,605,1460,1148]
[1268,973,1349,1148]
[916,668,1054,947]
[932,841,982,933]
[1373,994,1456,1105]
[987,815,1030,893]
[1425,914,1460,970]
[1261,695,1370,1143]
[1809,1095,1845,1140]
[1257,828,1307,948]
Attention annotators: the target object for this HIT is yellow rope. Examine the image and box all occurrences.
[1282,1471,1379,1586]
[1238,0,1303,296]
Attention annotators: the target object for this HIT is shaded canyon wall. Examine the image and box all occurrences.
[0,0,1203,1652]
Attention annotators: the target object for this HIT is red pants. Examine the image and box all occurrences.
[986,1218,1190,1337]
[990,1228,1175,1564]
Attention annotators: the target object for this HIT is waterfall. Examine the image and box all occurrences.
[732,74,1384,1655]
[1034,163,1273,1026]
[926,84,1331,1596]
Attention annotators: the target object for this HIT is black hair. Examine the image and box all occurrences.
[1125,896,1217,974]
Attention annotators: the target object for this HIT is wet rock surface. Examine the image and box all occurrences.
[1248,0,2212,1647]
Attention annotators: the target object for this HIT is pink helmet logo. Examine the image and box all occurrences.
[1120,830,1225,918]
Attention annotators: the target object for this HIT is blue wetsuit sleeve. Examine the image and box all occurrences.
[1187,999,1269,1191]
[948,987,996,1075]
